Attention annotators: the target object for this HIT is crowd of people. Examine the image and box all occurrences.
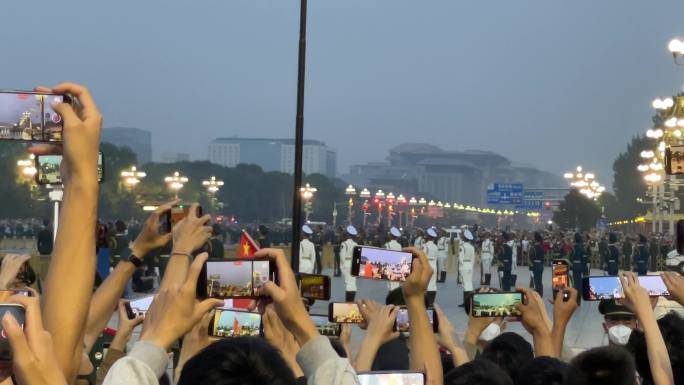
[0,84,682,385]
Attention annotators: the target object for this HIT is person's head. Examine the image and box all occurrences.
[626,312,684,385]
[426,228,438,240]
[564,346,635,385]
[302,225,313,239]
[502,231,511,242]
[534,232,543,243]
[346,225,358,240]
[258,224,269,236]
[177,337,296,385]
[481,332,533,382]
[212,223,222,237]
[515,357,568,385]
[445,358,513,385]
[115,220,127,233]
[42,218,50,227]
[598,299,637,346]
[638,234,647,244]
[574,232,582,244]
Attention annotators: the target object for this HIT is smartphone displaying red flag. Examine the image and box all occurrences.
[234,230,261,308]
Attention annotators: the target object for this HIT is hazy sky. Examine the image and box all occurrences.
[3,1,684,187]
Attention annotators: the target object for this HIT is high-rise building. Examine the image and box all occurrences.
[159,152,191,163]
[101,127,152,165]
[208,137,337,177]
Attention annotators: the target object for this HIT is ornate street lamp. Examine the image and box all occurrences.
[300,183,317,222]
[345,185,356,225]
[121,166,146,188]
[164,171,188,199]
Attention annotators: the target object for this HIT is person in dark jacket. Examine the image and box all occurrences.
[530,232,545,296]
[571,233,585,304]
[207,224,225,259]
[499,232,513,291]
[36,218,53,256]
[605,233,620,276]
[636,234,649,275]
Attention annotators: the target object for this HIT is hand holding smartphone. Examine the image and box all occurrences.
[196,259,277,299]
[209,308,262,337]
[393,307,438,333]
[0,304,25,361]
[582,275,670,300]
[328,302,364,323]
[0,91,69,142]
[124,295,154,320]
[470,292,524,317]
[161,204,203,233]
[36,152,104,185]
[357,371,425,385]
[351,246,413,282]
[296,273,331,300]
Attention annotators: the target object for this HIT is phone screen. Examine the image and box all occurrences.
[471,293,523,317]
[329,302,364,323]
[298,274,330,300]
[582,275,669,300]
[0,92,65,142]
[310,314,341,337]
[209,309,262,337]
[394,307,437,333]
[126,295,154,319]
[552,260,569,290]
[36,152,103,184]
[353,246,413,281]
[666,145,684,175]
[358,372,425,385]
[0,304,25,361]
[201,259,272,298]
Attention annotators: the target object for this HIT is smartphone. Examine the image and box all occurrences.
[197,258,277,299]
[310,314,341,337]
[582,275,670,301]
[0,304,25,361]
[470,292,523,317]
[124,295,155,320]
[208,308,262,338]
[297,273,331,300]
[0,91,70,142]
[552,259,570,292]
[351,246,413,281]
[161,204,203,233]
[357,371,425,385]
[393,307,438,333]
[665,145,684,175]
[35,152,104,185]
[328,302,364,323]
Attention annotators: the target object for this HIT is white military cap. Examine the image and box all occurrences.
[346,225,358,236]
[302,225,313,235]
[390,227,401,237]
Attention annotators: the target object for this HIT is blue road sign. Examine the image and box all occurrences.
[487,183,524,205]
[516,191,544,210]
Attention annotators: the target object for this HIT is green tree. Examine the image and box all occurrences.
[612,135,651,218]
[553,189,602,231]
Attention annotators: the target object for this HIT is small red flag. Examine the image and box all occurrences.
[234,230,260,309]
[233,316,240,336]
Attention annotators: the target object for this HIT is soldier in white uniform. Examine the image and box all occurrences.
[385,226,404,292]
[510,232,519,287]
[423,227,439,305]
[436,229,449,283]
[480,232,495,286]
[339,225,359,301]
[414,228,426,250]
[299,225,316,274]
[458,229,475,307]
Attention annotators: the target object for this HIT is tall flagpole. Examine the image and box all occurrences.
[291,0,307,272]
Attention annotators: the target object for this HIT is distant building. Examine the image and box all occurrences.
[159,152,191,163]
[208,137,337,177]
[101,127,152,165]
[342,143,565,206]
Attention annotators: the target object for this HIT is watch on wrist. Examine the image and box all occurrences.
[122,248,143,267]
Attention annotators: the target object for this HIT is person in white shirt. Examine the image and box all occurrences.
[510,231,519,287]
[436,229,449,283]
[423,227,439,305]
[458,229,476,307]
[384,226,403,292]
[480,232,494,286]
[340,225,359,301]
[299,225,316,274]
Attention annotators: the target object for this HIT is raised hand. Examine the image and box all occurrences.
[662,272,684,306]
[402,247,432,300]
[0,254,31,289]
[263,305,303,377]
[130,200,179,257]
[171,204,212,255]
[619,272,652,317]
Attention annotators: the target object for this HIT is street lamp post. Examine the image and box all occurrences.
[202,176,224,212]
[374,190,385,225]
[408,197,418,227]
[345,185,356,226]
[164,171,188,199]
[563,166,606,200]
[121,166,146,189]
[300,183,317,222]
[397,194,406,228]
[386,192,395,227]
[359,188,371,227]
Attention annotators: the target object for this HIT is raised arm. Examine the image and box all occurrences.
[550,288,578,357]
[355,300,399,372]
[38,82,102,382]
[402,247,443,385]
[515,287,555,357]
[84,201,176,353]
[620,272,673,385]
[435,304,469,367]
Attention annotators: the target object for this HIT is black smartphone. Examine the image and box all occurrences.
[35,152,104,185]
[296,273,331,300]
[208,308,262,338]
[393,307,438,333]
[665,145,684,175]
[161,204,203,233]
[197,258,277,299]
[470,292,523,317]
[357,371,425,385]
[124,295,155,320]
[328,302,364,323]
[582,275,670,301]
[310,314,341,337]
[0,91,71,142]
[0,304,25,361]
[351,246,413,282]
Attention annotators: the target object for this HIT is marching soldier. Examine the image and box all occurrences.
[423,228,439,305]
[458,229,475,307]
[385,227,403,292]
[498,231,513,291]
[529,232,544,296]
[606,233,620,276]
[636,234,650,275]
[414,228,426,249]
[480,232,494,286]
[453,230,462,284]
[340,225,359,301]
[299,225,316,274]
[571,233,585,304]
[437,229,449,283]
[622,236,633,271]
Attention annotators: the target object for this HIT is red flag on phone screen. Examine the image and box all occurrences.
[234,230,260,309]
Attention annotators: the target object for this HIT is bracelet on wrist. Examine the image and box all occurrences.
[171,252,192,259]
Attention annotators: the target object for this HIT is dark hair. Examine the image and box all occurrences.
[481,332,533,382]
[212,224,222,236]
[385,287,430,307]
[445,359,513,385]
[177,337,296,385]
[534,232,543,242]
[677,220,684,254]
[609,232,617,243]
[626,312,684,385]
[574,233,582,244]
[42,218,50,227]
[515,357,568,385]
[371,338,410,371]
[564,346,635,385]
[115,220,127,233]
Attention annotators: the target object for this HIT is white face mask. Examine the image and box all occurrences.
[479,322,501,342]
[607,325,632,346]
